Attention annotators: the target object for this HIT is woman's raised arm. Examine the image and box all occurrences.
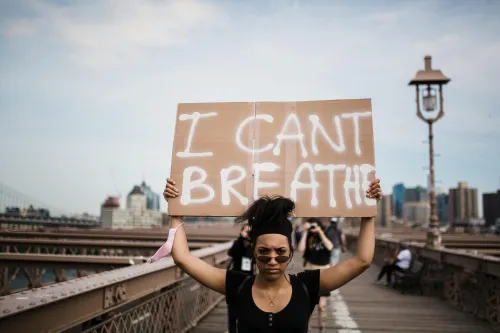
[164,179,227,295]
[318,179,381,293]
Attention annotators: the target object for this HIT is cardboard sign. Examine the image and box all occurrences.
[168,99,377,218]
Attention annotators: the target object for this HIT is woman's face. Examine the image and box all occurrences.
[254,234,291,280]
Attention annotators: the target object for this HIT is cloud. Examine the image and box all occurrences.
[1,18,38,36]
[366,8,410,23]
[1,0,222,68]
[0,0,499,214]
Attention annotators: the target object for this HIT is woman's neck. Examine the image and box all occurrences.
[254,273,289,290]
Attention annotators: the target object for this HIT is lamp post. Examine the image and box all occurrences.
[408,55,451,248]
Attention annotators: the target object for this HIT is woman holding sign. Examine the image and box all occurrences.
[163,177,381,333]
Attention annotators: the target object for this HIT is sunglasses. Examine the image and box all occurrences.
[256,255,290,264]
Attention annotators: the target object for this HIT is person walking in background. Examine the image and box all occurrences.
[227,224,254,333]
[228,224,254,275]
[298,217,336,332]
[327,218,347,266]
[375,241,412,286]
[293,218,306,250]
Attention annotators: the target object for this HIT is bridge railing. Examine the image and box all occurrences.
[0,242,232,333]
[346,234,500,330]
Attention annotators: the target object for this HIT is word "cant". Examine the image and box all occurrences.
[176,111,372,158]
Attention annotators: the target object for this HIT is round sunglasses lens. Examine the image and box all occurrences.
[276,256,290,263]
[257,256,271,263]
[257,256,289,264]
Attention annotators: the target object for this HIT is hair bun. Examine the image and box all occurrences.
[235,195,295,231]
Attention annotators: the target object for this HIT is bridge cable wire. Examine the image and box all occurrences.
[0,181,70,216]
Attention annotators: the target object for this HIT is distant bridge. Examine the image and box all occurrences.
[0,215,101,230]
[0,181,100,229]
[0,181,73,218]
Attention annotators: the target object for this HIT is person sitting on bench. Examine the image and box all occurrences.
[375,241,411,286]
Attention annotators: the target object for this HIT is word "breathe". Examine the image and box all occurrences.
[179,162,376,209]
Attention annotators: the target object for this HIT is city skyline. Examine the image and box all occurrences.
[1,0,499,215]
[1,178,490,219]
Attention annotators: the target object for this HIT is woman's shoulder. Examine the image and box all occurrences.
[225,270,253,303]
[292,269,320,285]
[290,270,320,305]
[227,269,252,279]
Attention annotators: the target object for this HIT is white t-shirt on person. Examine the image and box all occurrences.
[395,249,412,269]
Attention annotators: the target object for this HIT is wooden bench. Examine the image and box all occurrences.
[393,260,425,295]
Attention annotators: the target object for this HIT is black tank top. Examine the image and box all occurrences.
[225,269,320,333]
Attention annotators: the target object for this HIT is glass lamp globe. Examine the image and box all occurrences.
[422,87,437,112]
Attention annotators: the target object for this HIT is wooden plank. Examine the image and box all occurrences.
[338,262,495,333]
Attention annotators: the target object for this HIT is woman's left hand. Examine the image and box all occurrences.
[366,178,382,203]
[163,178,179,201]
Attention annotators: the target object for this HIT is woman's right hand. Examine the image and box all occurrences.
[163,178,179,201]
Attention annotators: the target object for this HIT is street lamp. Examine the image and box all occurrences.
[408,55,451,248]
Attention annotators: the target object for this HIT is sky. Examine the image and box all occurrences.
[0,0,499,216]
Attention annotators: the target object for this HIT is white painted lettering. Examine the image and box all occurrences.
[341,111,372,156]
[290,163,319,206]
[309,115,345,155]
[180,166,215,205]
[176,112,217,158]
[273,113,308,158]
[253,162,280,200]
[343,165,361,209]
[220,166,248,206]
[314,164,346,208]
[236,114,274,154]
[360,164,377,206]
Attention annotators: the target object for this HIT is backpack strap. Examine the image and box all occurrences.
[295,275,310,300]
[235,275,252,301]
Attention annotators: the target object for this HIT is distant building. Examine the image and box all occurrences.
[404,186,428,203]
[100,183,163,229]
[100,197,128,228]
[127,186,145,212]
[140,181,160,211]
[376,194,391,226]
[449,181,478,224]
[436,193,449,223]
[483,190,500,227]
[392,183,405,219]
[403,202,429,225]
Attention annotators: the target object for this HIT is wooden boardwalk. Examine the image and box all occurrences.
[190,254,496,333]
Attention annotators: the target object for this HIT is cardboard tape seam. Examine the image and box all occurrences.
[247,102,257,204]
[284,102,298,200]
